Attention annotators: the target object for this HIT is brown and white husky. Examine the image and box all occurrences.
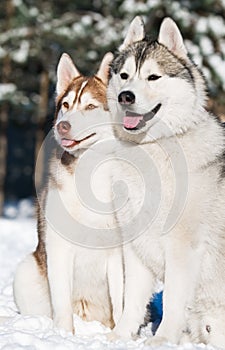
[13,52,124,334]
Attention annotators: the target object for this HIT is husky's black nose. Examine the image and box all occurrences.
[57,121,71,135]
[118,91,135,105]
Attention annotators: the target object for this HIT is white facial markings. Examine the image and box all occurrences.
[116,57,164,115]
[61,80,98,114]
[61,91,76,113]
[119,56,136,82]
[80,92,100,110]
[74,80,88,110]
[140,59,163,80]
[119,57,163,84]
[59,79,104,124]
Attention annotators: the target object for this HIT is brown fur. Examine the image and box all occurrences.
[33,65,111,300]
[33,190,47,276]
[14,53,118,331]
[55,75,108,118]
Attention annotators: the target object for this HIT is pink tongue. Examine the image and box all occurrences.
[61,139,76,147]
[123,115,143,129]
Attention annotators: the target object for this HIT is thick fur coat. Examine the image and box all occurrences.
[107,16,225,348]
[13,53,124,333]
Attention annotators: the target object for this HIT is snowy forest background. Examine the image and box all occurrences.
[1,0,225,216]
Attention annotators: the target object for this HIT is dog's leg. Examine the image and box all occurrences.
[13,253,52,317]
[46,226,74,333]
[108,244,154,340]
[146,236,201,346]
[203,321,225,349]
[107,248,124,326]
[188,308,225,349]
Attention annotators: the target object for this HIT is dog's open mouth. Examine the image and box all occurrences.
[123,103,161,130]
[61,133,96,148]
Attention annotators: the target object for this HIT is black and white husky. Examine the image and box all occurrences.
[107,16,225,348]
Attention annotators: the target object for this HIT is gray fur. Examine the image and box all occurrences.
[107,16,225,348]
[111,39,200,87]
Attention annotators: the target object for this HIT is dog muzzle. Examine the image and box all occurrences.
[123,103,161,130]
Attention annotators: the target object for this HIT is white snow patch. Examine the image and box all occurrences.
[0,46,7,59]
[209,54,225,89]
[72,22,86,37]
[0,28,30,45]
[185,40,203,67]
[121,0,151,13]
[196,18,208,33]
[172,2,193,27]
[87,51,98,60]
[0,211,213,349]
[81,15,93,26]
[146,0,161,8]
[0,83,17,100]
[55,27,74,39]
[12,39,30,63]
[208,16,225,36]
[199,37,214,56]
[3,199,35,219]
[12,0,23,7]
[29,7,39,17]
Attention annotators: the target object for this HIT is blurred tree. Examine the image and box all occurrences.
[0,0,14,214]
[0,0,225,212]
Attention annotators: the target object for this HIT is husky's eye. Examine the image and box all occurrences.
[120,72,129,80]
[62,101,69,109]
[86,104,97,110]
[147,74,161,81]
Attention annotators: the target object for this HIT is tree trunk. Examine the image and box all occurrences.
[34,70,49,194]
[0,97,9,215]
[0,0,14,215]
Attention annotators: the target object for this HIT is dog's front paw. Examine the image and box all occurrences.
[54,316,74,334]
[145,335,168,347]
[106,331,122,342]
[106,328,134,342]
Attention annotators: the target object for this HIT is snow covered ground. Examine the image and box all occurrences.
[0,211,214,350]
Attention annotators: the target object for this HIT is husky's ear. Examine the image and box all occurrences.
[119,16,145,51]
[56,53,80,96]
[158,17,187,59]
[96,52,114,85]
